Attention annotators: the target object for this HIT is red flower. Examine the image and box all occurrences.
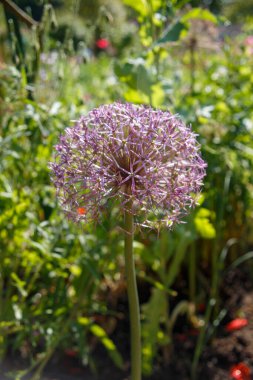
[230,363,250,380]
[225,318,248,332]
[96,38,110,49]
[77,207,86,215]
[65,349,78,357]
[198,303,206,312]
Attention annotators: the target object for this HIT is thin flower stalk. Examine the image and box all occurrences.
[50,102,206,380]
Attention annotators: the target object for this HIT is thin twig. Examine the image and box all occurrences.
[0,0,38,27]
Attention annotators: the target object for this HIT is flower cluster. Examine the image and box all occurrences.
[50,102,206,227]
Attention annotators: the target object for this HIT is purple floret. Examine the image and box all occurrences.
[50,102,207,227]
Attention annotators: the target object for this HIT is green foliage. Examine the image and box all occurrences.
[156,21,187,44]
[78,317,123,368]
[181,7,218,24]
[194,208,216,239]
[1,0,253,378]
[141,288,168,375]
[0,58,121,375]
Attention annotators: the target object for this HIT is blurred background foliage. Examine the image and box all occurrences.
[0,0,253,379]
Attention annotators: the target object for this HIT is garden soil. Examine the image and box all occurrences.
[1,269,253,380]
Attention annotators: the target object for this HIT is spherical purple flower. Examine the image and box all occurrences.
[50,102,206,228]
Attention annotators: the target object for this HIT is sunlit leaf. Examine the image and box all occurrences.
[194,208,216,239]
[181,7,218,24]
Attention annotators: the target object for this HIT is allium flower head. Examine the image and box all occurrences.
[50,102,206,228]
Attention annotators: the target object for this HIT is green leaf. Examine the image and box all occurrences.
[77,317,90,326]
[123,0,163,16]
[142,289,167,375]
[124,88,149,104]
[151,83,165,107]
[138,272,177,296]
[11,273,28,297]
[77,318,123,369]
[69,264,82,277]
[115,59,152,96]
[90,324,123,369]
[169,301,193,332]
[156,21,187,44]
[219,238,238,264]
[123,0,148,16]
[194,208,216,239]
[166,235,191,287]
[229,251,253,270]
[181,7,218,24]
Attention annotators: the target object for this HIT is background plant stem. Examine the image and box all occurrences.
[124,203,141,380]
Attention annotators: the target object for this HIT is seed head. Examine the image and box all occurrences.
[50,102,206,228]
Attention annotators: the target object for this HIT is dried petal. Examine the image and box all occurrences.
[225,318,248,332]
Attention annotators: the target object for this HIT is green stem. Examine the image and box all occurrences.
[124,204,141,380]
[191,299,213,380]
[189,242,196,304]
[189,37,196,95]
